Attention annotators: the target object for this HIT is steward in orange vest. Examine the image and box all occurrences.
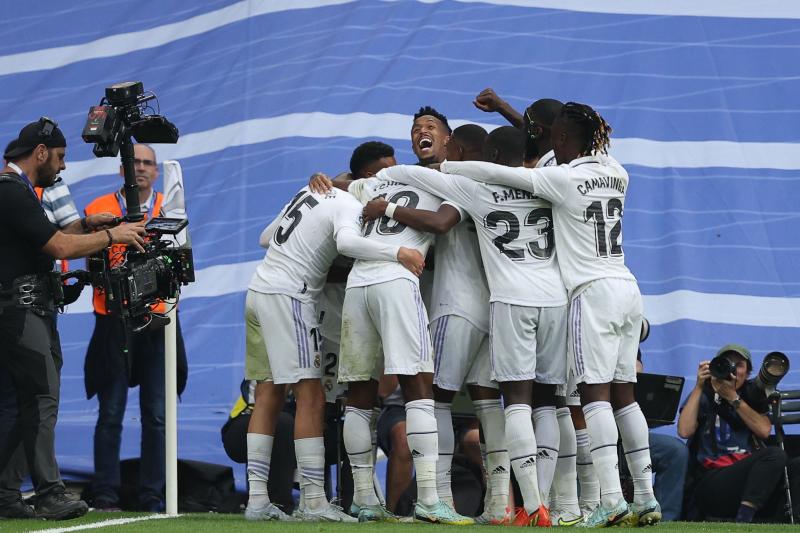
[84,190,166,315]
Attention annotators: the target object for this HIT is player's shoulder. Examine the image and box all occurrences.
[327,188,361,206]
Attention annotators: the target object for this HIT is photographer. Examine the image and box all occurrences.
[678,344,800,522]
[83,143,188,512]
[0,119,145,520]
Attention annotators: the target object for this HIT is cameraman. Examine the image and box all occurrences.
[83,143,188,512]
[0,119,145,520]
[0,138,93,516]
[678,344,799,522]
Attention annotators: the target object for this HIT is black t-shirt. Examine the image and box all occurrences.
[0,174,57,286]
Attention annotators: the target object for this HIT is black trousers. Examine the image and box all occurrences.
[0,308,64,503]
[694,447,800,522]
[0,364,28,505]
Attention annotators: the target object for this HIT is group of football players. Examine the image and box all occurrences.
[241,88,661,528]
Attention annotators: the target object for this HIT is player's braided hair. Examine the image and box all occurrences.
[561,102,612,156]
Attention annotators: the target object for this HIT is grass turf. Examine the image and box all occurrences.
[1,514,799,533]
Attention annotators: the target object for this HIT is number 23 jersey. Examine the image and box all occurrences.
[377,165,566,308]
[442,155,635,295]
[346,178,442,290]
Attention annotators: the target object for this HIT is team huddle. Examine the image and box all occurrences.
[242,89,660,528]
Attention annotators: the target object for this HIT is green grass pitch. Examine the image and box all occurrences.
[1,513,799,533]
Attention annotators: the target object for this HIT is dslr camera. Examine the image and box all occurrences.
[78,82,194,331]
[710,350,790,396]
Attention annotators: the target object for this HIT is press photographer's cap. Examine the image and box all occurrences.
[4,117,66,160]
[716,343,752,370]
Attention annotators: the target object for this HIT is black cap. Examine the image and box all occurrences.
[4,117,66,160]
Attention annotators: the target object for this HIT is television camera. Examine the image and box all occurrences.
[69,82,194,331]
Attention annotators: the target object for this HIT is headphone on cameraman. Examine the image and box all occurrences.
[37,116,58,139]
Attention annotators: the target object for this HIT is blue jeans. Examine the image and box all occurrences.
[91,320,165,507]
[650,432,689,521]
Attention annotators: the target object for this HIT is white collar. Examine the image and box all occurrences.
[7,162,24,176]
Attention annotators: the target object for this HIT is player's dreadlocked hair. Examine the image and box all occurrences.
[413,106,452,134]
[561,102,612,156]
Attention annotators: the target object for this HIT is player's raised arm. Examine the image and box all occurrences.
[473,88,525,129]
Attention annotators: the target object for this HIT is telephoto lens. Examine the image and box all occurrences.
[754,351,790,393]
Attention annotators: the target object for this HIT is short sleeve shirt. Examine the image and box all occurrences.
[0,174,57,285]
[687,383,768,469]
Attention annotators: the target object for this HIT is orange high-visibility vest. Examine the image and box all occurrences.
[84,191,165,315]
[35,186,70,274]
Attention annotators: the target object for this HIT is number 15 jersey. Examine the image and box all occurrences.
[441,155,635,295]
[250,186,377,304]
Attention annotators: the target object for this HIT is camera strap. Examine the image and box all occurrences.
[5,164,37,199]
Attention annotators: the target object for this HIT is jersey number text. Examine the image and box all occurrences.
[584,198,623,257]
[483,208,554,261]
[274,191,320,245]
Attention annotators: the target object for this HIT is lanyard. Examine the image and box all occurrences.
[7,162,37,199]
[116,190,155,219]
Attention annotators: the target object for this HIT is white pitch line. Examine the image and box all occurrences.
[31,514,176,533]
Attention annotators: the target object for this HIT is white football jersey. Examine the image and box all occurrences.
[347,177,442,289]
[537,150,557,168]
[430,207,490,332]
[377,166,567,308]
[249,186,363,304]
[441,156,635,294]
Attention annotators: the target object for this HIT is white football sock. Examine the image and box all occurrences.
[370,407,386,505]
[582,402,623,508]
[551,407,580,515]
[505,403,541,513]
[614,402,655,504]
[247,433,273,507]
[295,437,327,511]
[532,405,559,507]
[344,406,379,506]
[434,401,455,507]
[406,399,439,506]
[575,428,600,510]
[475,398,510,514]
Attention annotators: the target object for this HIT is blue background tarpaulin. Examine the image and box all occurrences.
[1,1,798,489]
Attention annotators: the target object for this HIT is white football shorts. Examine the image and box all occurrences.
[489,302,568,384]
[568,277,642,385]
[244,290,322,384]
[431,315,496,391]
[339,278,434,382]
